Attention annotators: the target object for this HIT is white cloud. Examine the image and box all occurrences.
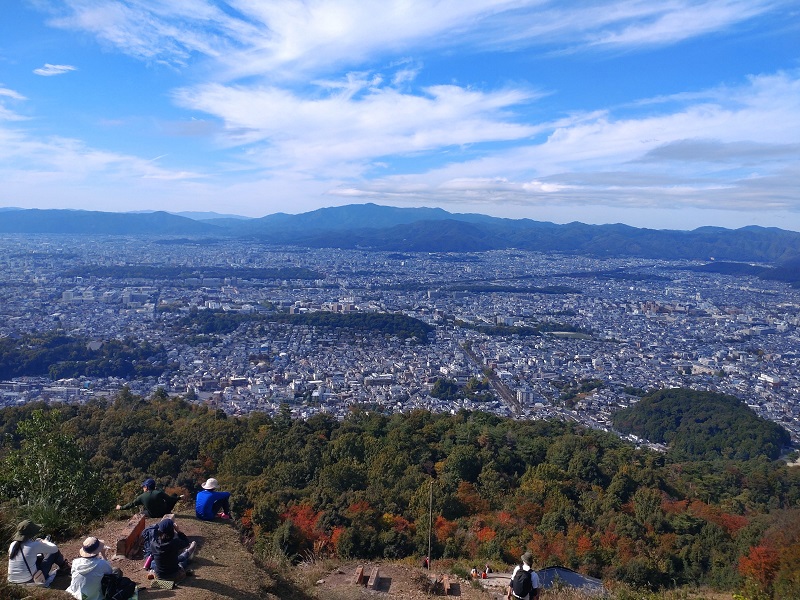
[33,63,77,76]
[173,73,542,176]
[0,126,204,185]
[36,0,787,77]
[0,87,26,100]
[0,87,27,121]
[330,71,800,214]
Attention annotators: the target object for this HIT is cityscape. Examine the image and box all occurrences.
[1,233,798,447]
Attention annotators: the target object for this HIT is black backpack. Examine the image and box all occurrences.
[511,567,533,598]
[101,572,137,600]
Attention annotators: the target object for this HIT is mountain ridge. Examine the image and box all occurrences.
[2,203,800,264]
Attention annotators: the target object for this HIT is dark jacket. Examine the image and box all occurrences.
[121,489,179,518]
[151,531,189,578]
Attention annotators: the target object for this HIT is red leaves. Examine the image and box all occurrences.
[738,544,779,590]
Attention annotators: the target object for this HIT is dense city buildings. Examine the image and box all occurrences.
[1,234,798,446]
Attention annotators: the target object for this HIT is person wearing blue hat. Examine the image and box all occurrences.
[116,478,182,518]
[149,518,196,581]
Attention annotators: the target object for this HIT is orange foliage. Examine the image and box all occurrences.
[348,500,373,516]
[330,526,345,553]
[738,545,779,590]
[548,532,568,564]
[495,511,515,528]
[391,515,413,533]
[457,481,489,514]
[599,528,619,550]
[661,498,688,514]
[689,500,748,534]
[434,515,458,543]
[576,535,593,557]
[516,501,542,524]
[476,526,496,543]
[240,507,253,529]
[283,504,321,542]
[616,537,636,564]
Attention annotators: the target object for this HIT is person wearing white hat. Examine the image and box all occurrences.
[66,537,113,600]
[195,478,232,521]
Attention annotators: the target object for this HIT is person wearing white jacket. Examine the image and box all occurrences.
[66,537,113,600]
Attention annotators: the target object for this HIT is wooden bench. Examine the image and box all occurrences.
[115,514,146,558]
[352,565,365,585]
[367,566,380,590]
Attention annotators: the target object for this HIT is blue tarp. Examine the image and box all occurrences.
[537,566,605,596]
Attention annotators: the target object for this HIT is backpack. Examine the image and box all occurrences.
[511,567,533,598]
[101,572,137,600]
[140,523,159,558]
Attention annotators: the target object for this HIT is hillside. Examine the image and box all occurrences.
[1,399,798,599]
[3,204,800,264]
[612,389,791,461]
[1,509,273,600]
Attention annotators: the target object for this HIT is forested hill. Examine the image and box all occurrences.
[612,389,791,461]
[1,395,799,598]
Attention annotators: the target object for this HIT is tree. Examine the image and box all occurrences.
[0,409,112,535]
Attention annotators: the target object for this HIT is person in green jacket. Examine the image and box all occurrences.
[116,478,182,518]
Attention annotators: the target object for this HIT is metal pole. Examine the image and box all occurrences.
[428,478,433,570]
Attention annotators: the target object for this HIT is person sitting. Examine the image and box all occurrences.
[195,478,231,521]
[116,478,182,518]
[6,520,69,585]
[150,518,196,581]
[66,537,113,600]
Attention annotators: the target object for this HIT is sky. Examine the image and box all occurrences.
[1,1,799,231]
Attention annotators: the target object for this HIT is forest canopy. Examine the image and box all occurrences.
[0,394,798,598]
[612,389,791,461]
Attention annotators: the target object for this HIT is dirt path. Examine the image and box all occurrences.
[49,509,273,599]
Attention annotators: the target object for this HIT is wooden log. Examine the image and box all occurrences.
[115,514,146,558]
[352,565,365,585]
[367,566,380,590]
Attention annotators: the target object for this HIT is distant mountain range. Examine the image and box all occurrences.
[3,204,800,267]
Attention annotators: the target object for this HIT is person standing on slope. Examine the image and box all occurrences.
[507,551,540,600]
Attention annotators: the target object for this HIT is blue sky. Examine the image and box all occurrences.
[1,1,799,230]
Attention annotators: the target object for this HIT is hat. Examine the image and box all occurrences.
[142,478,156,490]
[201,478,218,490]
[521,551,533,566]
[12,520,41,542]
[157,518,175,536]
[80,537,103,558]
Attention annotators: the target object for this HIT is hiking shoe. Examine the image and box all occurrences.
[185,541,197,560]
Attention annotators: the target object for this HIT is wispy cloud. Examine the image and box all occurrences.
[0,87,26,100]
[0,86,27,121]
[37,0,786,77]
[173,71,543,177]
[33,63,77,76]
[330,71,800,214]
